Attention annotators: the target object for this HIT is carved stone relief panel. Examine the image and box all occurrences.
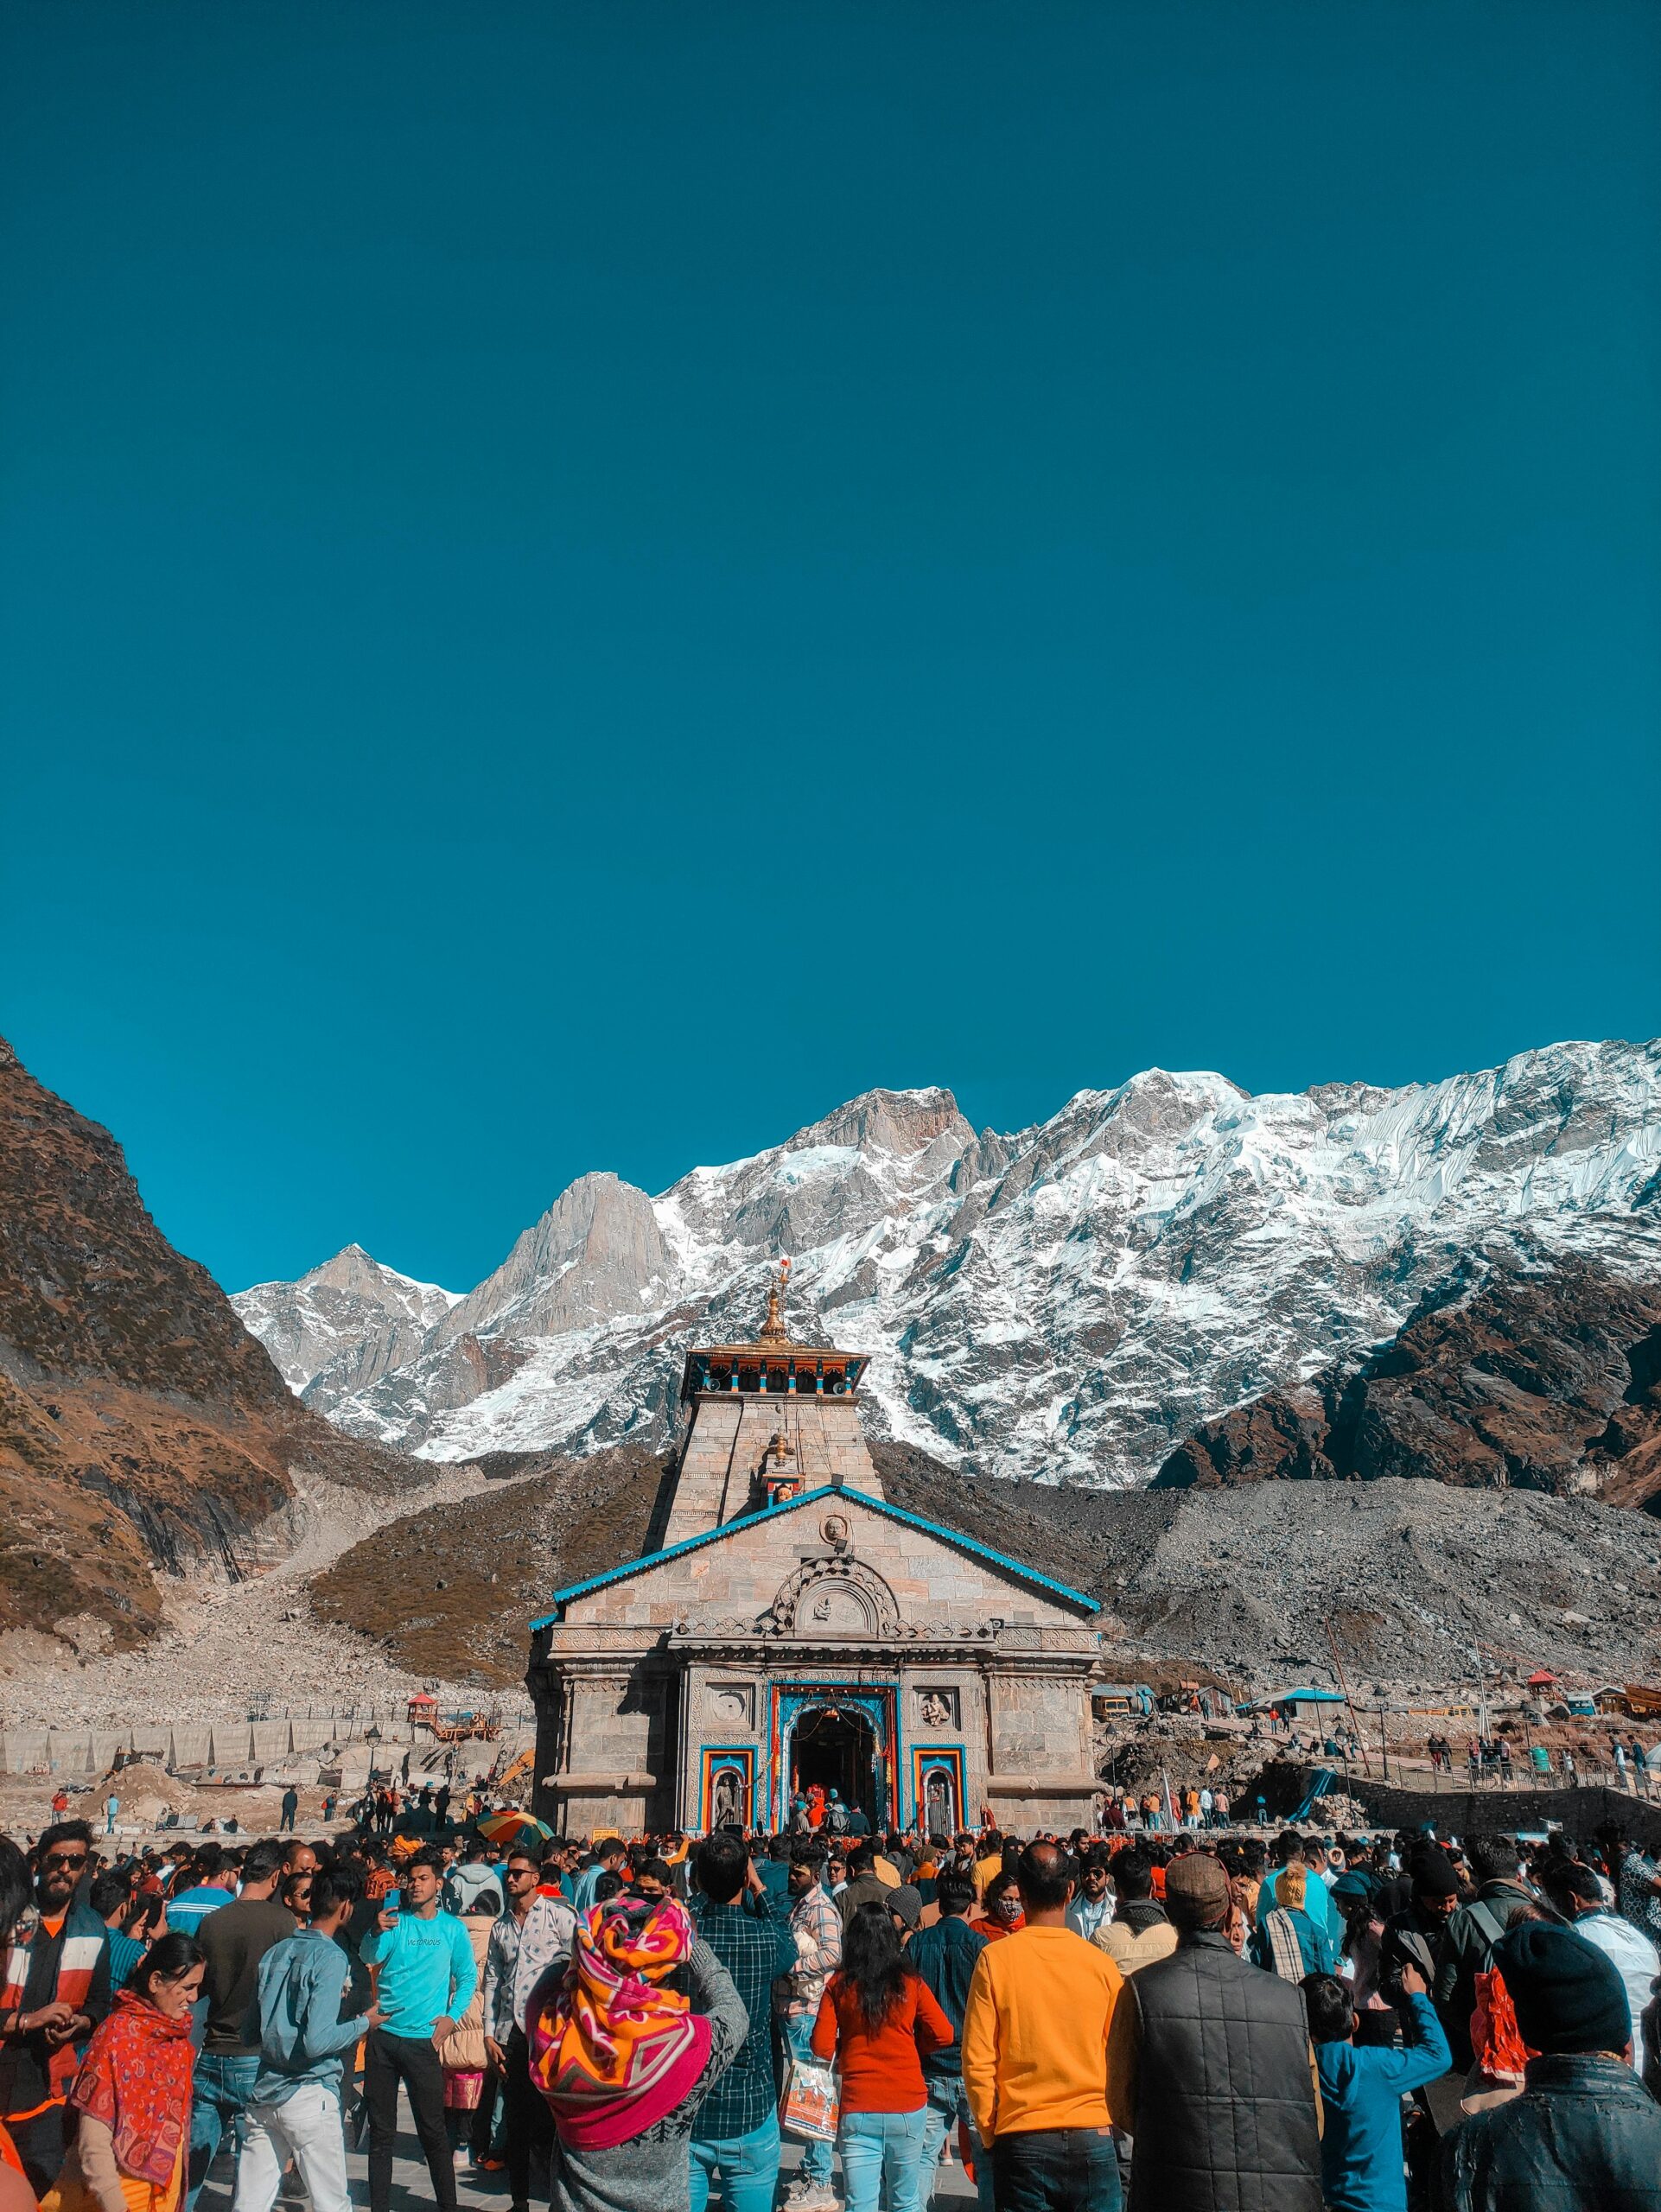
[703,1680,755,1728]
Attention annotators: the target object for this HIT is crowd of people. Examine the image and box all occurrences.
[3,1804,1661,2212]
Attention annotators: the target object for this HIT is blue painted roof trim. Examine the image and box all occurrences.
[530,1483,1098,1628]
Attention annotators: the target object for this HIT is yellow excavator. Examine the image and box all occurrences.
[490,1744,534,1796]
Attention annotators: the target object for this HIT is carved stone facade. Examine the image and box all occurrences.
[528,1276,1104,1836]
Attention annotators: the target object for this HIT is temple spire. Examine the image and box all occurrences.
[758,1255,790,1343]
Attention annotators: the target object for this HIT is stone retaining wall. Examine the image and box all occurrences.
[1323,1770,1661,1849]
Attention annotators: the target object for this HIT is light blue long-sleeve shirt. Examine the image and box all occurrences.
[1256,1864,1336,1940]
[251,1929,372,2106]
[360,1909,476,2040]
[1066,1892,1113,1942]
[1315,1992,1451,2212]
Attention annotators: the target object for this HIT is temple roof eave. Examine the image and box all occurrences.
[677,1342,871,1405]
[528,1482,1102,1628]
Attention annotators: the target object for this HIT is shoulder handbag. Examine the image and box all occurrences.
[780,2050,840,2142]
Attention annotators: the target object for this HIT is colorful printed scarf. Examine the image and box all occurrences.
[529,1893,710,2151]
[67,1990,193,2188]
[1,1902,107,2096]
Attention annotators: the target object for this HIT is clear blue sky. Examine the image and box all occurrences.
[4,2,1658,1297]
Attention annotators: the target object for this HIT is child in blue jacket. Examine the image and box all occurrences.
[1306,1964,1451,2212]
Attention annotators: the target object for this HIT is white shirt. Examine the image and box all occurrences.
[1066,1892,1113,1942]
[1573,1909,1660,2063]
[508,1891,578,2035]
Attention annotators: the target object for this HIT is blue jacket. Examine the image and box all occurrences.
[1316,1992,1450,2212]
[1257,1866,1337,1942]
[251,1929,373,2105]
[1252,1904,1340,1980]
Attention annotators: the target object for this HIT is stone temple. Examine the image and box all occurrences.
[528,1264,1103,1838]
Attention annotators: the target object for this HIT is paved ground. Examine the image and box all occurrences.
[194,2088,977,2211]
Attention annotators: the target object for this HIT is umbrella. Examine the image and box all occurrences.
[477,1810,553,1848]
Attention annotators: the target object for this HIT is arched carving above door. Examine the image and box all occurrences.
[760,1554,901,1637]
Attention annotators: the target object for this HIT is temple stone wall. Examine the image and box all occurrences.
[569,1495,1083,1636]
[662,1395,883,1546]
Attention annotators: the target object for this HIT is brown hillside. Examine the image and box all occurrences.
[1151,1254,1661,1507]
[309,1446,673,1685]
[0,1037,410,1649]
[308,1437,1130,1688]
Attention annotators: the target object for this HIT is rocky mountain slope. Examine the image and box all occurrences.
[311,1435,1661,1690]
[237,1039,1661,1487]
[309,1445,673,1685]
[1154,1253,1661,1508]
[0,1039,415,1652]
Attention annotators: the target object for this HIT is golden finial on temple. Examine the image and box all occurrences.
[759,1254,790,1342]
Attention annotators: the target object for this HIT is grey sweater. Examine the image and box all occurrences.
[550,1939,747,2212]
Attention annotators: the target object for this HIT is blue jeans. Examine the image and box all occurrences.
[690,2113,781,2212]
[784,2013,833,2185]
[840,2107,927,2212]
[989,2127,1122,2212]
[188,2050,262,2210]
[920,2082,993,2212]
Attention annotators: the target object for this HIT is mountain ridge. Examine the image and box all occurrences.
[234,1037,1661,1487]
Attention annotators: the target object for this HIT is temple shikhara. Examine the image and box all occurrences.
[527,1262,1104,1835]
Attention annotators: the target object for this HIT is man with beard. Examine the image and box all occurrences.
[0,1821,111,2195]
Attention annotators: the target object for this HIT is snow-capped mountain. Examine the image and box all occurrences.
[233,1243,461,1414]
[232,1039,1661,1485]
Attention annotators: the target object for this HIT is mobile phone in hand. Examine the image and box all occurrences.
[385,1890,401,1918]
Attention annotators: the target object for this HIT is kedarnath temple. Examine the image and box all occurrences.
[527,1264,1104,1837]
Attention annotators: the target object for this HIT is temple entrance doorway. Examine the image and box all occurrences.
[791,1703,878,1828]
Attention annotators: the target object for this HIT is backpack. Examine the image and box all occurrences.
[826,1801,849,1836]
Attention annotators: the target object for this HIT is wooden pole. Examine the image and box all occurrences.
[1326,1619,1372,1777]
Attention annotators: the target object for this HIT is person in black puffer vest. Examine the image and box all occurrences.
[1104,1851,1321,2212]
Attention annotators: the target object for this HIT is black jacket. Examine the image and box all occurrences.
[1434,2052,1661,2211]
[1378,1903,1449,2005]
[1435,1879,1537,2071]
[1116,1929,1321,2212]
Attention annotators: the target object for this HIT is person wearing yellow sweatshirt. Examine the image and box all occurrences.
[960,1843,1124,2212]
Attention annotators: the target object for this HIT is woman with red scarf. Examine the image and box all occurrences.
[42,1935,203,2212]
[972,1876,1025,1942]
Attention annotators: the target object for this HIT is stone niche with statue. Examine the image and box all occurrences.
[527,1268,1104,1840]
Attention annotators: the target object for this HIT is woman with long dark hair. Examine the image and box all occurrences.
[811,1903,951,2212]
[42,1934,204,2212]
